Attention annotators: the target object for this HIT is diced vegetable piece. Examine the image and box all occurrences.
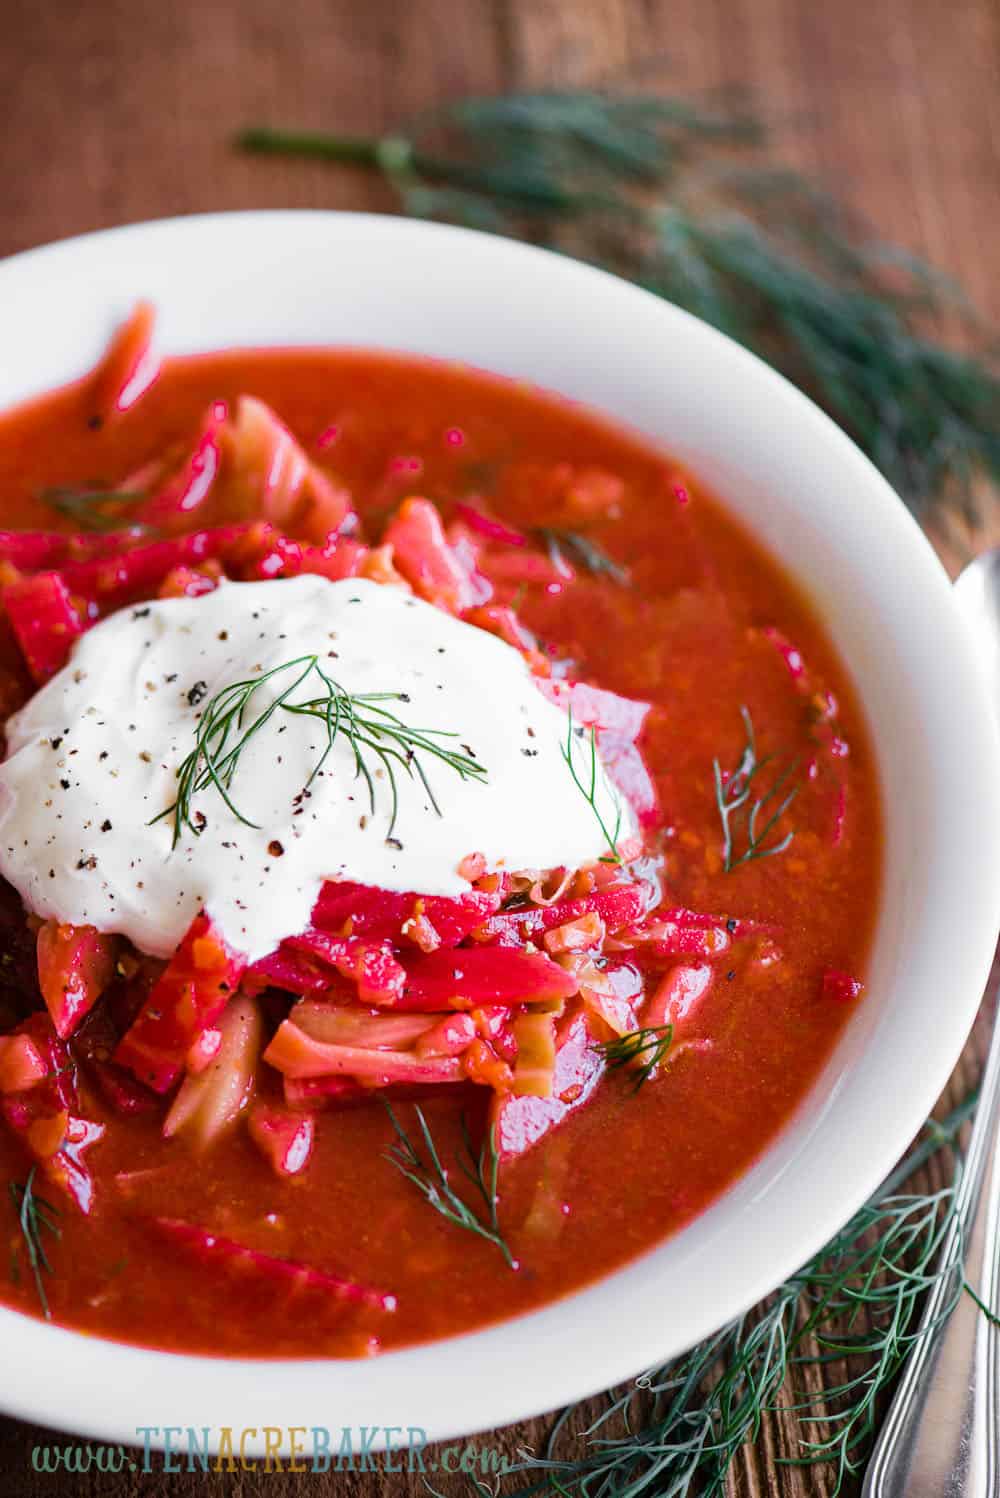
[115,912,248,1092]
[359,543,411,590]
[42,1116,105,1214]
[3,572,83,682]
[158,561,222,599]
[287,932,406,1006]
[402,908,442,953]
[482,882,650,944]
[461,1036,513,1091]
[510,1011,557,1097]
[36,920,116,1039]
[186,1027,222,1074]
[383,497,482,613]
[644,964,714,1029]
[298,536,367,581]
[10,1014,77,1109]
[400,948,579,1011]
[543,912,606,955]
[470,1005,519,1062]
[310,880,501,946]
[18,1105,68,1159]
[821,969,865,1004]
[0,1034,48,1093]
[246,945,333,995]
[163,995,262,1149]
[457,852,488,883]
[240,532,303,580]
[145,1216,395,1311]
[492,1009,604,1161]
[0,1019,103,1213]
[414,1013,477,1058]
[263,1022,465,1085]
[248,1103,315,1176]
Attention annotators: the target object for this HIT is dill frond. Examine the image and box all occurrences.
[383,1103,514,1268]
[154,654,486,847]
[238,92,1000,516]
[40,486,146,533]
[599,1024,673,1090]
[713,705,799,871]
[8,1168,61,1320]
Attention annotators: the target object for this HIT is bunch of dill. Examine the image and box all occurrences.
[238,91,999,518]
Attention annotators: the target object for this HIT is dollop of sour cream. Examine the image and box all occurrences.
[0,576,629,962]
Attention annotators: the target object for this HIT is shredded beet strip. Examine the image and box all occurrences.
[310,880,501,945]
[146,1217,396,1312]
[114,913,247,1092]
[482,883,650,943]
[3,573,84,682]
[0,528,151,571]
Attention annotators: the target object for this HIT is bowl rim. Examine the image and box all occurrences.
[0,208,997,1459]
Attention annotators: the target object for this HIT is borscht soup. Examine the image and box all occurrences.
[0,309,880,1357]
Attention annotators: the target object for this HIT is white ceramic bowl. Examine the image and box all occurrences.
[0,212,998,1455]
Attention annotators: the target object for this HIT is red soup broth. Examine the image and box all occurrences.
[0,346,881,1357]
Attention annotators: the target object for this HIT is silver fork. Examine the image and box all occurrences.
[863,549,1000,1498]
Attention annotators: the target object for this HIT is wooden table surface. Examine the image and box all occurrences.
[0,0,997,1493]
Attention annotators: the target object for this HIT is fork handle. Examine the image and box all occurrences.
[862,975,1000,1498]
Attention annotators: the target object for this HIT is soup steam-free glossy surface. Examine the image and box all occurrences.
[0,348,880,1356]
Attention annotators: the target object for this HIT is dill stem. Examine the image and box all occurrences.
[236,127,441,179]
[234,126,589,213]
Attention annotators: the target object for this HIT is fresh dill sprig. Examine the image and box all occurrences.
[561,707,623,864]
[713,706,799,871]
[383,1103,514,1268]
[508,1088,980,1498]
[40,485,146,533]
[154,654,486,848]
[8,1168,61,1320]
[599,1023,673,1090]
[536,528,630,586]
[237,93,1000,515]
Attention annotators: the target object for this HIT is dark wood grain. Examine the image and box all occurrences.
[0,1,997,1494]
